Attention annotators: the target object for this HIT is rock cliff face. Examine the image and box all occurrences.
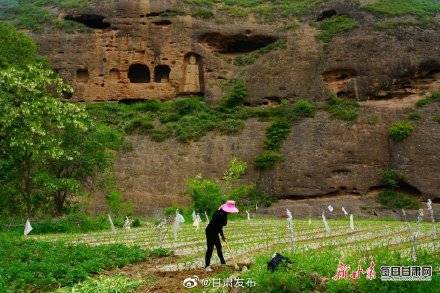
[33,0,439,103]
[113,104,440,215]
[28,0,440,214]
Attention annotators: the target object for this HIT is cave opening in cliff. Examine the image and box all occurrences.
[128,64,150,83]
[76,69,89,83]
[199,32,278,54]
[416,59,440,81]
[65,14,110,29]
[154,65,171,83]
[322,68,357,82]
[153,20,172,26]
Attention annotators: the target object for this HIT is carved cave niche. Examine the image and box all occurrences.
[128,64,150,83]
[65,14,111,29]
[109,68,121,80]
[76,68,89,83]
[181,53,204,94]
[321,68,358,98]
[198,32,278,54]
[154,65,171,83]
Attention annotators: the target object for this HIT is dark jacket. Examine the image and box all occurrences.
[206,209,227,238]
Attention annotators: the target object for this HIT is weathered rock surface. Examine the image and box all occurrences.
[32,0,440,103]
[107,104,439,215]
[25,0,440,214]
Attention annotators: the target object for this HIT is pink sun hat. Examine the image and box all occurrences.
[219,200,239,213]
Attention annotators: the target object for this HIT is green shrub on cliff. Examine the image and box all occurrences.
[221,79,248,108]
[0,22,39,68]
[254,150,283,170]
[317,15,358,43]
[327,96,360,121]
[1,0,89,31]
[292,98,316,118]
[381,168,406,189]
[416,91,440,107]
[264,119,292,150]
[433,114,440,123]
[377,190,420,209]
[388,120,415,142]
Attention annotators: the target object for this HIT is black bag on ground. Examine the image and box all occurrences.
[267,253,292,272]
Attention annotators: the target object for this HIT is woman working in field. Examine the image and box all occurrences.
[204,200,239,272]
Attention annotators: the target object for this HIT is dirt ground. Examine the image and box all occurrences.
[102,256,245,292]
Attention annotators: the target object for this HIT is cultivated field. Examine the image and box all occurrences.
[30,217,439,273]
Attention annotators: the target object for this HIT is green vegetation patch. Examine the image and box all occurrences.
[433,114,440,123]
[326,96,360,121]
[0,21,40,68]
[366,0,440,16]
[0,0,90,31]
[317,15,358,43]
[88,83,315,144]
[264,119,292,150]
[388,120,415,142]
[58,276,144,293]
[0,236,150,291]
[242,247,438,292]
[254,99,316,170]
[416,91,440,107]
[381,168,406,189]
[377,190,420,209]
[186,0,323,19]
[254,150,283,170]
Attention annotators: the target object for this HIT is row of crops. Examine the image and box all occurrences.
[30,217,438,272]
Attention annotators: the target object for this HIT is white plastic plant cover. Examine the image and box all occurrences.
[286,209,295,250]
[193,213,201,230]
[108,214,116,233]
[427,199,433,211]
[286,209,293,220]
[426,199,437,234]
[327,205,334,212]
[173,210,185,240]
[350,214,355,231]
[342,206,348,216]
[123,216,132,230]
[246,210,251,221]
[322,211,331,233]
[24,219,33,236]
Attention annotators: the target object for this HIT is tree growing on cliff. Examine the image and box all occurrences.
[0,64,122,216]
[186,158,267,216]
[0,22,40,68]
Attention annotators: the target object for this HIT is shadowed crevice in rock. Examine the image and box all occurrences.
[199,32,278,54]
[65,14,111,29]
[153,20,172,26]
[373,60,440,100]
[317,9,337,21]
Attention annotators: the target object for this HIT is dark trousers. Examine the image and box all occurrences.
[205,230,225,267]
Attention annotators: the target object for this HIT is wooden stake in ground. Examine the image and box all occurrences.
[224,240,240,270]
